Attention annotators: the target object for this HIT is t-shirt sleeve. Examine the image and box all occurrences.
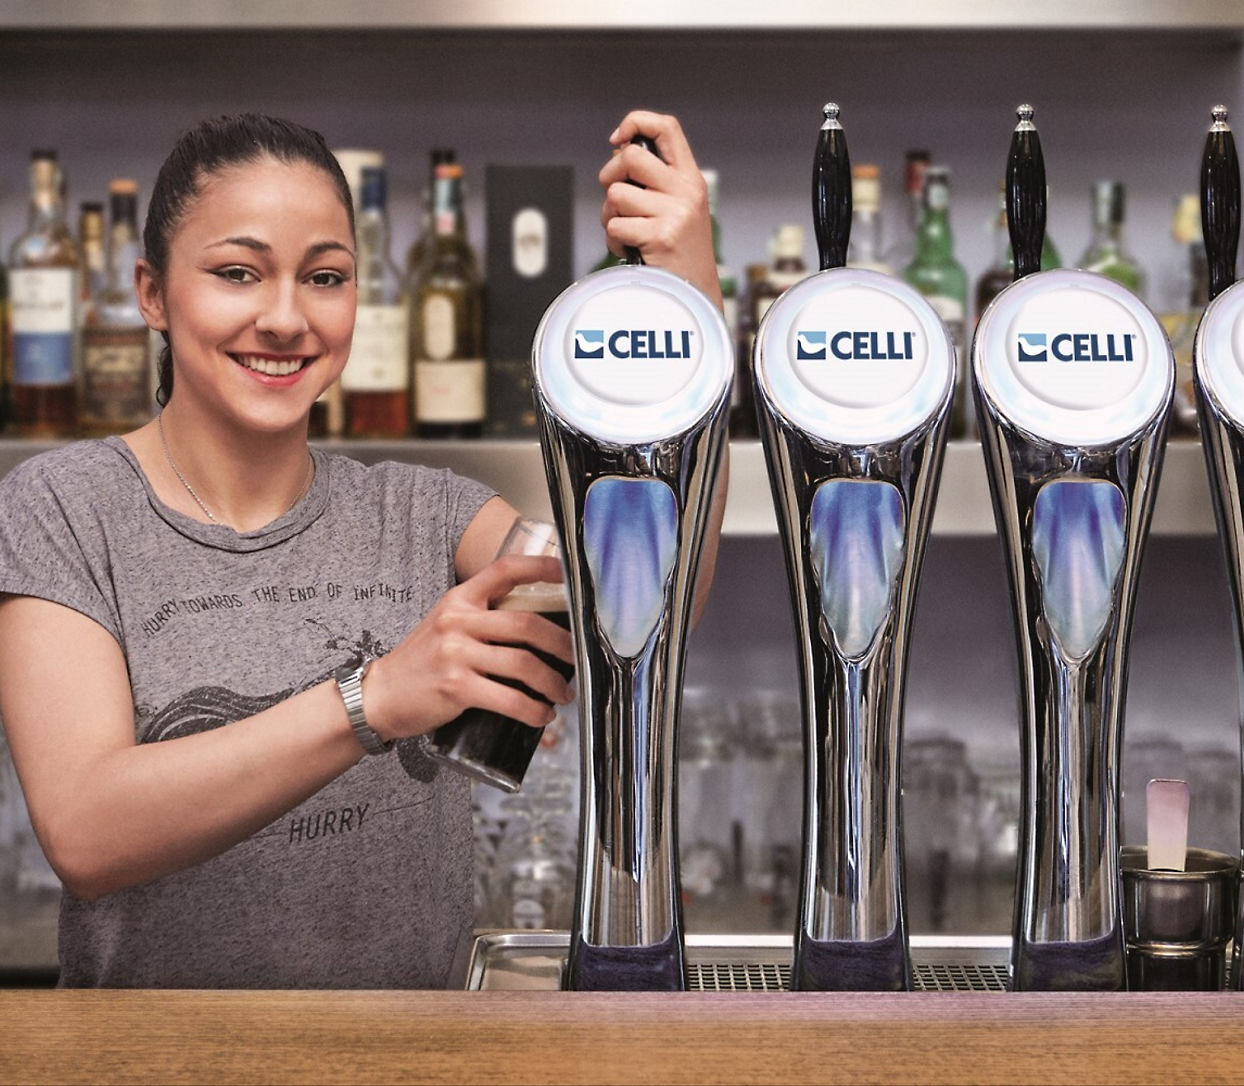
[442,469,498,553]
[0,454,122,642]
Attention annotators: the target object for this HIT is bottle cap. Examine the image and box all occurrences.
[532,265,732,444]
[108,178,138,196]
[975,268,1172,445]
[851,165,881,211]
[754,268,954,444]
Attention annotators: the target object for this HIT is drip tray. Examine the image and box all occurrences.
[467,932,1012,992]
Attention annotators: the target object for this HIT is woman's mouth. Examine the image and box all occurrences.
[231,354,312,377]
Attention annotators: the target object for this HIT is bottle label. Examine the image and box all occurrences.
[512,207,548,279]
[341,304,409,391]
[11,268,76,386]
[422,294,456,361]
[80,328,150,422]
[415,359,485,422]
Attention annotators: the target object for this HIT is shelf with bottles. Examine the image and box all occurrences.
[0,434,1218,537]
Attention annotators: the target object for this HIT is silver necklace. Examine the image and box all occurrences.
[157,413,314,525]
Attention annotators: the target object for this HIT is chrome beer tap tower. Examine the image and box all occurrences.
[753,104,955,990]
[974,106,1174,990]
[530,151,732,990]
[1191,104,1244,991]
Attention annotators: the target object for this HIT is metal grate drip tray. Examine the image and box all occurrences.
[468,932,1013,992]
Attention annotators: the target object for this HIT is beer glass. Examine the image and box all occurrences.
[425,516,572,792]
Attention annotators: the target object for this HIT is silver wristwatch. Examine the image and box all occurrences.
[334,656,393,756]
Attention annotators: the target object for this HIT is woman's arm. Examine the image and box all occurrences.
[0,550,573,901]
[598,110,730,625]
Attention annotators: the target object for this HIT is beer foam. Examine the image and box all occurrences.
[497,581,568,612]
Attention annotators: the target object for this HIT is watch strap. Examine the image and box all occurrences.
[337,659,393,756]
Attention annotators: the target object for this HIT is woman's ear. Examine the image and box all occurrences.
[135,259,167,332]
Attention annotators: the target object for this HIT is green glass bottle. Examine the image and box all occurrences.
[903,165,970,437]
[1079,180,1145,298]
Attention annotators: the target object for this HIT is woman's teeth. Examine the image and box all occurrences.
[236,355,305,376]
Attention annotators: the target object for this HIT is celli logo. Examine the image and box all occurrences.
[1017,331,1136,363]
[574,330,605,359]
[797,330,916,361]
[796,331,827,360]
[573,328,694,360]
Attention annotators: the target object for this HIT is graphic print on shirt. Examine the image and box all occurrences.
[135,618,441,792]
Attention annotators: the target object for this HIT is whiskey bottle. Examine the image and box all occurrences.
[407,149,457,278]
[79,179,151,435]
[315,148,384,439]
[77,202,105,306]
[10,151,79,437]
[341,165,409,437]
[411,160,485,439]
[903,166,969,436]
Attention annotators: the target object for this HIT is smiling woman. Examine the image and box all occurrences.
[0,110,722,990]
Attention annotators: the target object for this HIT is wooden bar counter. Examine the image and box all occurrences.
[2,989,1242,1085]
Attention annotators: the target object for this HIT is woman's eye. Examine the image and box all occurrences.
[308,270,348,287]
[215,266,256,284]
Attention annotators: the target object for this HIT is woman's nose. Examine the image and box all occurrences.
[254,282,310,341]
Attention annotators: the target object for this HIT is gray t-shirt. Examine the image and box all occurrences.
[0,437,496,989]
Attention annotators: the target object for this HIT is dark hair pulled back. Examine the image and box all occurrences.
[144,113,355,406]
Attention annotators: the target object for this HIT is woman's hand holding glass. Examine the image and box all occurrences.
[361,552,574,746]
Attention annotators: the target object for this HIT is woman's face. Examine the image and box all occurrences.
[139,156,356,434]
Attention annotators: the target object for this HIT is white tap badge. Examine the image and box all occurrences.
[975,269,1172,446]
[565,283,703,406]
[1195,278,1244,425]
[533,265,731,444]
[755,269,954,444]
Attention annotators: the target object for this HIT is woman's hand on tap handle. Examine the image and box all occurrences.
[598,111,725,314]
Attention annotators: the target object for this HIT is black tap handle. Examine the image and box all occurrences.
[623,135,661,267]
[1202,105,1240,301]
[812,102,852,271]
[1006,104,1046,282]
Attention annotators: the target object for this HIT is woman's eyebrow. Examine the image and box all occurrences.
[207,236,270,253]
[307,240,355,259]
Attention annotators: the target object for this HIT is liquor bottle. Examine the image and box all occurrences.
[751,225,808,328]
[314,148,384,439]
[703,169,744,430]
[974,181,1063,324]
[407,149,456,278]
[847,163,891,274]
[1160,194,1209,436]
[903,165,969,437]
[340,165,408,438]
[883,149,930,272]
[1078,180,1146,298]
[77,202,106,307]
[411,159,485,439]
[731,262,768,437]
[9,150,79,437]
[79,179,151,435]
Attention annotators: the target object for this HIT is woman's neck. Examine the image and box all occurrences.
[125,404,314,532]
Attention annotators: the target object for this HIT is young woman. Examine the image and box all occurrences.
[0,110,726,989]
